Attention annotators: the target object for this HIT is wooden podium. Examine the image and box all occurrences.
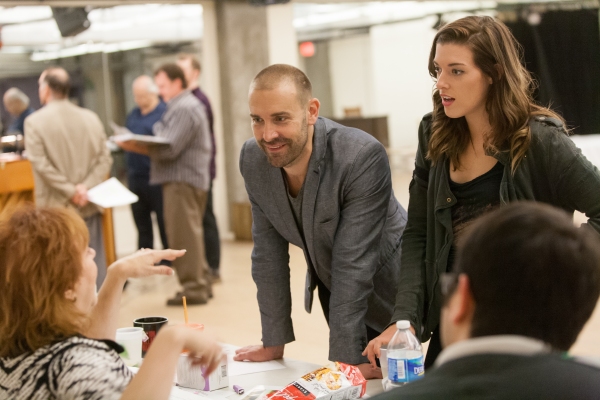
[0,158,116,265]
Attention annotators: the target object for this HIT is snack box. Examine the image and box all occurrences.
[269,362,366,400]
[176,353,229,391]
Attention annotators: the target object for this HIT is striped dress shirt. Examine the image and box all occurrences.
[149,90,211,191]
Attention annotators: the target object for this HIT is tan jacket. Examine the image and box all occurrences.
[24,100,113,218]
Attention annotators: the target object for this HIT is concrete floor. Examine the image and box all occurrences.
[114,170,600,365]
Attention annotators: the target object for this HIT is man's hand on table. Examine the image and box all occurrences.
[356,362,383,380]
[233,344,284,362]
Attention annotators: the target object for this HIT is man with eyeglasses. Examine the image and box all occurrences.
[372,202,600,399]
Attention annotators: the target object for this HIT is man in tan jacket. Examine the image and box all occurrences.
[25,67,113,287]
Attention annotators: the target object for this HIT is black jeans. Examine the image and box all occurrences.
[203,184,221,271]
[424,326,442,369]
[128,176,168,250]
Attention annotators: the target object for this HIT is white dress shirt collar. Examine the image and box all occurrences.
[435,335,551,368]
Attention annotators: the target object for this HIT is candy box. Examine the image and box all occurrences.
[176,352,229,391]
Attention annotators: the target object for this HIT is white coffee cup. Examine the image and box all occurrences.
[116,327,145,366]
[379,346,389,389]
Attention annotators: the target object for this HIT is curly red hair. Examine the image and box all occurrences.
[0,206,90,358]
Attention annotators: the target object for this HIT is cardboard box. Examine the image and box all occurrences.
[176,353,229,391]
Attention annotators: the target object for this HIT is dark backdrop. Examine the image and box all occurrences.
[1,71,84,135]
[506,9,600,135]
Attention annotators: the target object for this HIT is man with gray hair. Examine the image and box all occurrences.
[122,75,169,253]
[3,87,34,135]
[25,67,112,287]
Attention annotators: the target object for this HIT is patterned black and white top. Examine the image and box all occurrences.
[0,336,133,400]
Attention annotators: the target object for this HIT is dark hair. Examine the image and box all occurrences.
[154,63,188,89]
[42,67,71,98]
[177,53,201,72]
[0,206,89,358]
[453,202,600,351]
[251,64,312,105]
[427,16,565,173]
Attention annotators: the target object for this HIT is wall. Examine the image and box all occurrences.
[326,17,438,154]
[328,34,374,119]
[303,41,334,118]
[370,17,438,150]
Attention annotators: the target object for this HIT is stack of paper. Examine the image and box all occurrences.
[110,121,171,147]
[88,177,139,208]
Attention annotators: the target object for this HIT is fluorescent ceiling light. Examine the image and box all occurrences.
[293,1,497,30]
[0,6,52,24]
[30,40,152,62]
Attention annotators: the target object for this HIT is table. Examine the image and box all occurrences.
[227,358,383,396]
[172,355,384,400]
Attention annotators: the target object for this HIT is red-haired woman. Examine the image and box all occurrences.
[0,207,222,399]
[364,15,600,369]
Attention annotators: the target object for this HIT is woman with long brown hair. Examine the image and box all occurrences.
[364,15,600,369]
[0,207,223,399]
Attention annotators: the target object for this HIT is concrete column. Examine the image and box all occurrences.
[266,3,299,67]
[304,41,334,118]
[216,1,269,220]
[200,0,231,239]
[208,0,298,237]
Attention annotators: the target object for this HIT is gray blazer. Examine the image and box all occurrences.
[240,117,407,364]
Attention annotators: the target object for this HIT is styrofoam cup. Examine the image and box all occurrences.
[116,327,144,366]
[379,346,388,380]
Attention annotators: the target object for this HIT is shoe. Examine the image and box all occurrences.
[166,292,208,306]
[210,269,221,283]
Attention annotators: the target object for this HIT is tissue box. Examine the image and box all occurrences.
[176,353,229,391]
[269,362,366,400]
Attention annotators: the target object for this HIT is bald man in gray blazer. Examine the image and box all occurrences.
[234,64,407,379]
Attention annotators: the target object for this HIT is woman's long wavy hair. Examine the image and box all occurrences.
[0,206,89,358]
[427,16,564,173]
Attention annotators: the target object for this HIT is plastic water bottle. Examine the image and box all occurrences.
[385,320,424,390]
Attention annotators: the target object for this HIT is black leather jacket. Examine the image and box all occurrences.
[393,113,600,341]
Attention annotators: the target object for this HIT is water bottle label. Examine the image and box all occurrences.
[388,356,424,384]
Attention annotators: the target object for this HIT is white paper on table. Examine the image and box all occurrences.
[88,177,139,208]
[221,344,285,377]
[170,386,233,400]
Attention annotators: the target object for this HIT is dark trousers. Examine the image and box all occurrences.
[424,326,443,369]
[316,276,381,343]
[203,184,220,271]
[128,176,168,250]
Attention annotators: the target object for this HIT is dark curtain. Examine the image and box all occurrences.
[0,71,85,135]
[506,9,600,135]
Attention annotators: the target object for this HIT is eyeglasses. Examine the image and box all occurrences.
[440,272,459,299]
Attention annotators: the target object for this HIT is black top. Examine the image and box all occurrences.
[447,161,503,269]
